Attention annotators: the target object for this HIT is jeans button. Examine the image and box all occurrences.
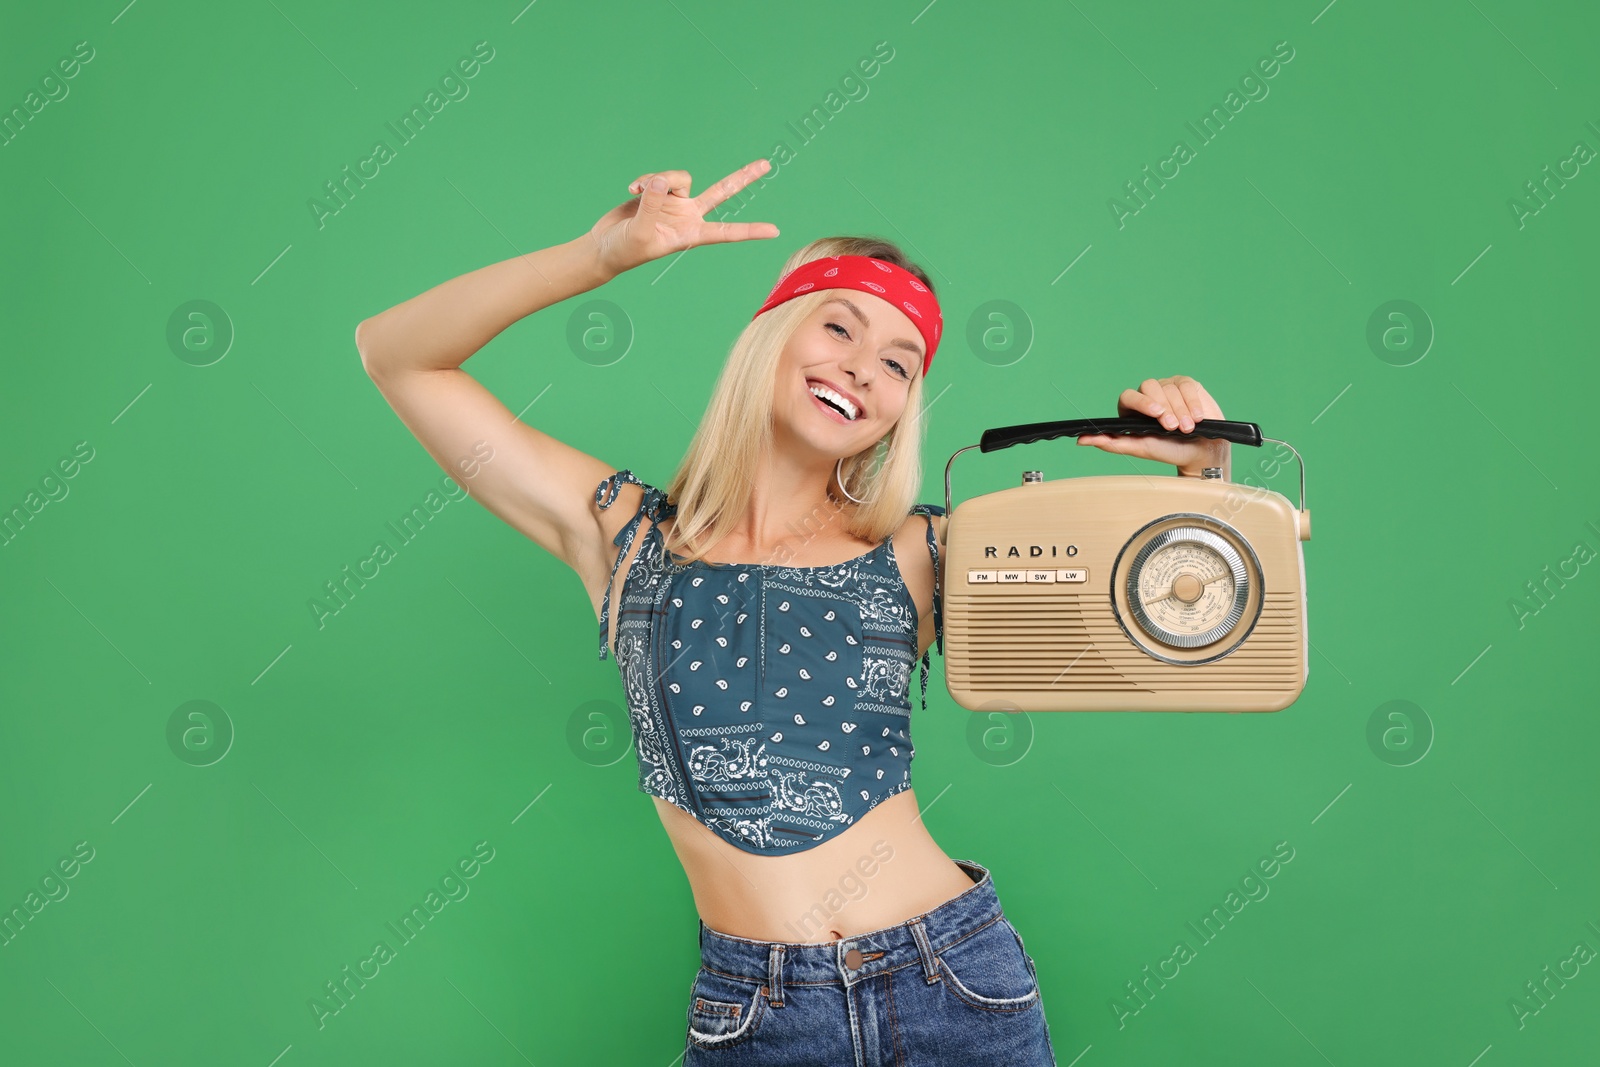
[844,947,863,969]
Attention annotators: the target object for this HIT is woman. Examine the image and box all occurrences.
[356,158,1231,1065]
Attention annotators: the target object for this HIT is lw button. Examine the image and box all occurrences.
[844,947,863,969]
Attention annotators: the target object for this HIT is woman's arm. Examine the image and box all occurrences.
[354,160,779,584]
[356,237,611,377]
[355,236,625,577]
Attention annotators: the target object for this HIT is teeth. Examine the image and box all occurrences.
[808,383,858,420]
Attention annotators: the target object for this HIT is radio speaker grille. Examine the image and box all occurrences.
[946,591,1302,692]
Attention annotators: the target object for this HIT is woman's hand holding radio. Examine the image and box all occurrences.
[587,159,781,277]
[1076,375,1232,479]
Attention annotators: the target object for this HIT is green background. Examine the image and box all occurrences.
[3,0,1596,1063]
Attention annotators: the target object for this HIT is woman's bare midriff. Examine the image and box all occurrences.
[652,787,976,943]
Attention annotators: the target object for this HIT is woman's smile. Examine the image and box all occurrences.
[805,376,865,423]
[808,387,857,424]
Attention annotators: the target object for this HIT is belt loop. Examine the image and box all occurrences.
[766,944,786,1007]
[908,917,941,984]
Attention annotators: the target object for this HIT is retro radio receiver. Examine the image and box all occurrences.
[938,415,1310,713]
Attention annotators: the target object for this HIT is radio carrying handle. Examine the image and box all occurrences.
[941,414,1308,537]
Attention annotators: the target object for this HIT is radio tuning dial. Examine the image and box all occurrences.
[1118,521,1258,656]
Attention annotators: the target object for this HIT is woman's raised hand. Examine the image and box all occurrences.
[587,159,780,276]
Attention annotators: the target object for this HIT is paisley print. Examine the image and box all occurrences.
[594,469,945,855]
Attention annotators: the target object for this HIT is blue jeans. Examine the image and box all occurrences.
[683,858,1058,1066]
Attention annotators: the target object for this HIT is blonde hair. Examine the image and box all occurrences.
[659,236,938,566]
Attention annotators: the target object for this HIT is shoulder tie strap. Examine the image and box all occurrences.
[909,504,946,711]
[594,469,676,661]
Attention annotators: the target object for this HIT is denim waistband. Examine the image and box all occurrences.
[695,859,1005,1002]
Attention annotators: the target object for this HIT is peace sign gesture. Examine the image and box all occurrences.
[588,158,781,276]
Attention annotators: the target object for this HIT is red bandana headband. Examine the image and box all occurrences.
[751,255,942,377]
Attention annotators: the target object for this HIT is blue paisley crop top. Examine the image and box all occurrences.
[594,469,945,855]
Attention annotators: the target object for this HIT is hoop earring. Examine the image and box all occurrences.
[834,456,867,504]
